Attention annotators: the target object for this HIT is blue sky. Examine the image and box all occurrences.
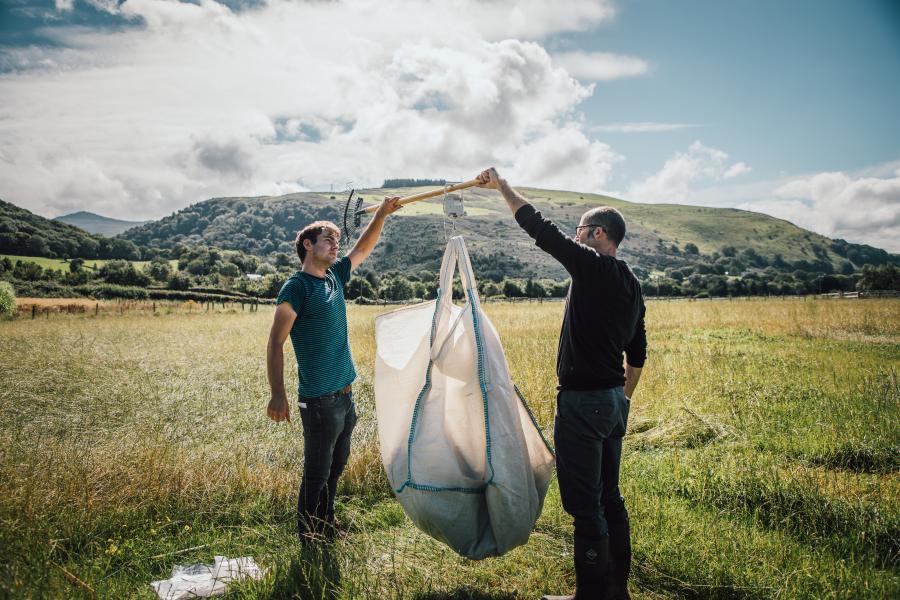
[557,0,900,186]
[1,0,898,250]
[553,0,900,185]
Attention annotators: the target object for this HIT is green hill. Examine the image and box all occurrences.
[121,186,896,280]
[54,211,148,236]
[0,199,145,260]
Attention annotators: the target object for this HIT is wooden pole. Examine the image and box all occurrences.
[355,179,481,215]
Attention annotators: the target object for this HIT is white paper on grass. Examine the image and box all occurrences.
[374,236,555,560]
[150,556,264,600]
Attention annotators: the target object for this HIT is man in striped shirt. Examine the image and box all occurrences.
[266,196,401,538]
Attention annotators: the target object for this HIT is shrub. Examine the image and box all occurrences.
[69,258,85,273]
[0,281,15,316]
[380,277,414,301]
[75,283,149,300]
[502,278,525,298]
[147,289,270,303]
[13,260,44,281]
[346,277,375,300]
[859,264,900,291]
[5,280,75,298]
[168,272,192,290]
[147,258,172,281]
[98,260,151,286]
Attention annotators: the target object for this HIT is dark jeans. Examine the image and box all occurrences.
[297,390,357,533]
[554,387,630,540]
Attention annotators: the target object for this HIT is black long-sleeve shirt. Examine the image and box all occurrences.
[515,204,647,391]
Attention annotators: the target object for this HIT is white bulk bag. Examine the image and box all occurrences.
[374,236,555,560]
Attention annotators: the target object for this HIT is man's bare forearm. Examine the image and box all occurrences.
[267,339,287,400]
[624,364,642,399]
[497,179,529,215]
[351,213,387,260]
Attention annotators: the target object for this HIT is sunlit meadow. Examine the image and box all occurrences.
[1,298,897,598]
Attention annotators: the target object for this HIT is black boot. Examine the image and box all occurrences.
[606,517,631,599]
[541,535,609,600]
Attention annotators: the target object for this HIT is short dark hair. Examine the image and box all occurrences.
[295,221,340,263]
[581,206,626,246]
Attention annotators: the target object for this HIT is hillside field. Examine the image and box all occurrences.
[121,186,894,280]
[1,299,897,598]
[1,254,179,273]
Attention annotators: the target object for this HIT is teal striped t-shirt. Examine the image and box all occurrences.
[276,256,356,398]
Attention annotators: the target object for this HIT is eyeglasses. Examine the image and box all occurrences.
[575,224,606,235]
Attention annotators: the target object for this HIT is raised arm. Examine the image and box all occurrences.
[347,196,402,271]
[476,168,601,279]
[266,302,297,422]
[477,168,528,216]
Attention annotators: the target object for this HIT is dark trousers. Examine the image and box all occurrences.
[554,387,630,540]
[297,390,357,533]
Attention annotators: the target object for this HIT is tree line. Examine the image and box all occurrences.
[2,250,898,306]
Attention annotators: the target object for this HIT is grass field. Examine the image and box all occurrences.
[1,254,179,273]
[1,299,897,598]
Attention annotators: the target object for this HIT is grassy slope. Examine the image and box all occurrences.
[119,186,863,279]
[353,186,849,278]
[496,187,841,261]
[326,185,844,260]
[1,254,178,273]
[0,299,897,598]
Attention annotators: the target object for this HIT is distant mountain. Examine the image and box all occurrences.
[55,211,148,236]
[0,200,145,260]
[120,186,897,280]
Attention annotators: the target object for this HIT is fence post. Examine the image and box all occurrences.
[32,304,37,319]
[95,303,99,316]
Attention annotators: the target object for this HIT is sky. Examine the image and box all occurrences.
[1,0,899,251]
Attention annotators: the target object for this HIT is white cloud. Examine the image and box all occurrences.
[590,121,698,133]
[744,169,900,252]
[55,0,75,12]
[82,0,123,14]
[724,161,751,179]
[626,141,751,203]
[552,51,649,81]
[622,141,897,252]
[0,0,624,220]
[507,125,623,192]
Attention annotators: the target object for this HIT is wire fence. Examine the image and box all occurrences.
[10,289,897,320]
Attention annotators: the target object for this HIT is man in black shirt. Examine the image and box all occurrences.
[477,168,647,600]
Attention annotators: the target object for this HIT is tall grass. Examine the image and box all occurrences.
[0,298,897,598]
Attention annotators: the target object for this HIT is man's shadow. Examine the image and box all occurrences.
[268,540,341,600]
